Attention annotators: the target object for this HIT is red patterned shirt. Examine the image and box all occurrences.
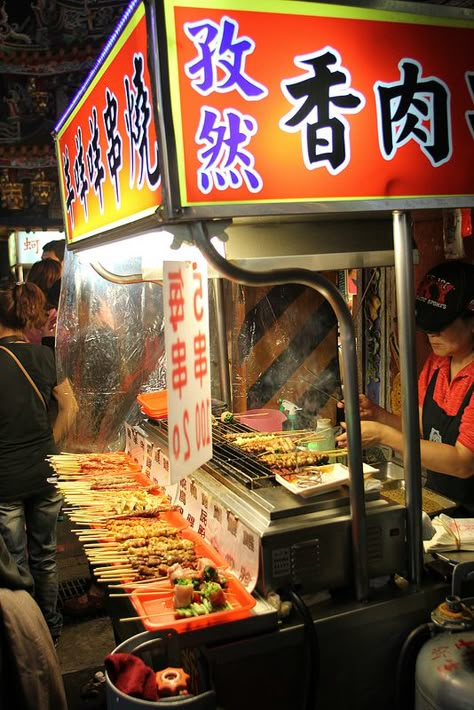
[418,353,474,453]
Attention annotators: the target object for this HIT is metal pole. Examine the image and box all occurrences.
[192,221,369,601]
[392,210,423,586]
[211,278,232,409]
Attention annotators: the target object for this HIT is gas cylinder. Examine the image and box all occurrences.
[415,594,474,709]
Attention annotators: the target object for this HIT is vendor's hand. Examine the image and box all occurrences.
[335,421,384,449]
[337,394,387,422]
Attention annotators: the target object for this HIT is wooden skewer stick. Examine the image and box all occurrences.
[78,536,115,542]
[84,544,121,549]
[107,577,168,588]
[109,591,170,597]
[119,605,235,623]
[119,611,174,622]
[90,560,131,566]
[231,412,271,419]
[87,552,125,559]
[318,449,347,456]
[223,429,310,439]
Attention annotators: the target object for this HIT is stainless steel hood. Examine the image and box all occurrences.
[223,215,418,270]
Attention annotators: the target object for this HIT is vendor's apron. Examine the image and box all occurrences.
[422,368,474,515]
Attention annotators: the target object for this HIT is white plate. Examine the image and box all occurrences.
[275,463,350,498]
[275,462,379,498]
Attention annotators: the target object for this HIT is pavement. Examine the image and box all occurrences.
[56,517,116,709]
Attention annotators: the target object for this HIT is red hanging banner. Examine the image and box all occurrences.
[164,0,474,208]
[55,1,161,245]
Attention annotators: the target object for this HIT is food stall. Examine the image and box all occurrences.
[52,0,474,708]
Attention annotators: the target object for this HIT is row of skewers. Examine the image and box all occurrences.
[221,429,347,475]
[48,451,172,524]
[49,451,237,623]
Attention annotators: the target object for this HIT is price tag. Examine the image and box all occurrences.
[163,260,212,482]
[125,423,146,467]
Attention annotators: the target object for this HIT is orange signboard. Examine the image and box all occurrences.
[163,0,474,209]
[54,0,161,244]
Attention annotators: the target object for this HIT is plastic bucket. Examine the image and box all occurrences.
[238,408,287,432]
[105,630,216,709]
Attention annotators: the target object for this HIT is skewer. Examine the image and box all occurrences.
[230,412,271,419]
[108,577,168,588]
[317,448,347,456]
[120,611,172,622]
[78,537,115,543]
[96,572,136,580]
[109,591,171,597]
[90,559,131,565]
[119,605,235,623]
[85,542,125,550]
[71,528,106,533]
[223,429,310,439]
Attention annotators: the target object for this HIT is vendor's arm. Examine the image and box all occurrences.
[52,377,78,444]
[337,394,402,430]
[336,418,474,479]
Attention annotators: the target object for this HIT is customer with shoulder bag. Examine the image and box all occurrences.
[0,282,78,645]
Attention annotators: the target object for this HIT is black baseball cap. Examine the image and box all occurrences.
[415,260,474,333]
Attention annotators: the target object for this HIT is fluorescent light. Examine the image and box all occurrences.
[76,227,226,279]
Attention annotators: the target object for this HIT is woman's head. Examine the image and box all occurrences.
[0,282,48,332]
[415,260,474,334]
[27,258,62,294]
[424,315,474,358]
[415,260,474,358]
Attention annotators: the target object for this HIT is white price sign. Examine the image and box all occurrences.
[163,260,213,482]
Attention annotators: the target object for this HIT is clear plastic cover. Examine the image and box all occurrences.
[56,248,166,452]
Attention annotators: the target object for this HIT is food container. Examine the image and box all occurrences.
[306,418,336,452]
[275,462,379,498]
[137,391,168,420]
[130,529,256,633]
[105,629,217,708]
[275,463,350,498]
[237,408,287,432]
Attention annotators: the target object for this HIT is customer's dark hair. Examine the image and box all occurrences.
[0,282,47,330]
[27,258,61,293]
[42,239,66,262]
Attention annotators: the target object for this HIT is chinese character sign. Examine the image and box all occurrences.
[16,231,64,265]
[163,0,474,207]
[55,1,161,244]
[163,260,212,482]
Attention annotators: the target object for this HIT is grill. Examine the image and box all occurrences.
[148,418,280,490]
[142,416,408,594]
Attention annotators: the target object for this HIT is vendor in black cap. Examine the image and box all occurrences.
[337,260,474,516]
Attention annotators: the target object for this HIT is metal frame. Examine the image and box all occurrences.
[393,211,423,586]
[191,220,370,601]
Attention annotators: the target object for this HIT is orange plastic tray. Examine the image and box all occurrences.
[131,575,256,633]
[137,390,168,419]
[129,529,255,633]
